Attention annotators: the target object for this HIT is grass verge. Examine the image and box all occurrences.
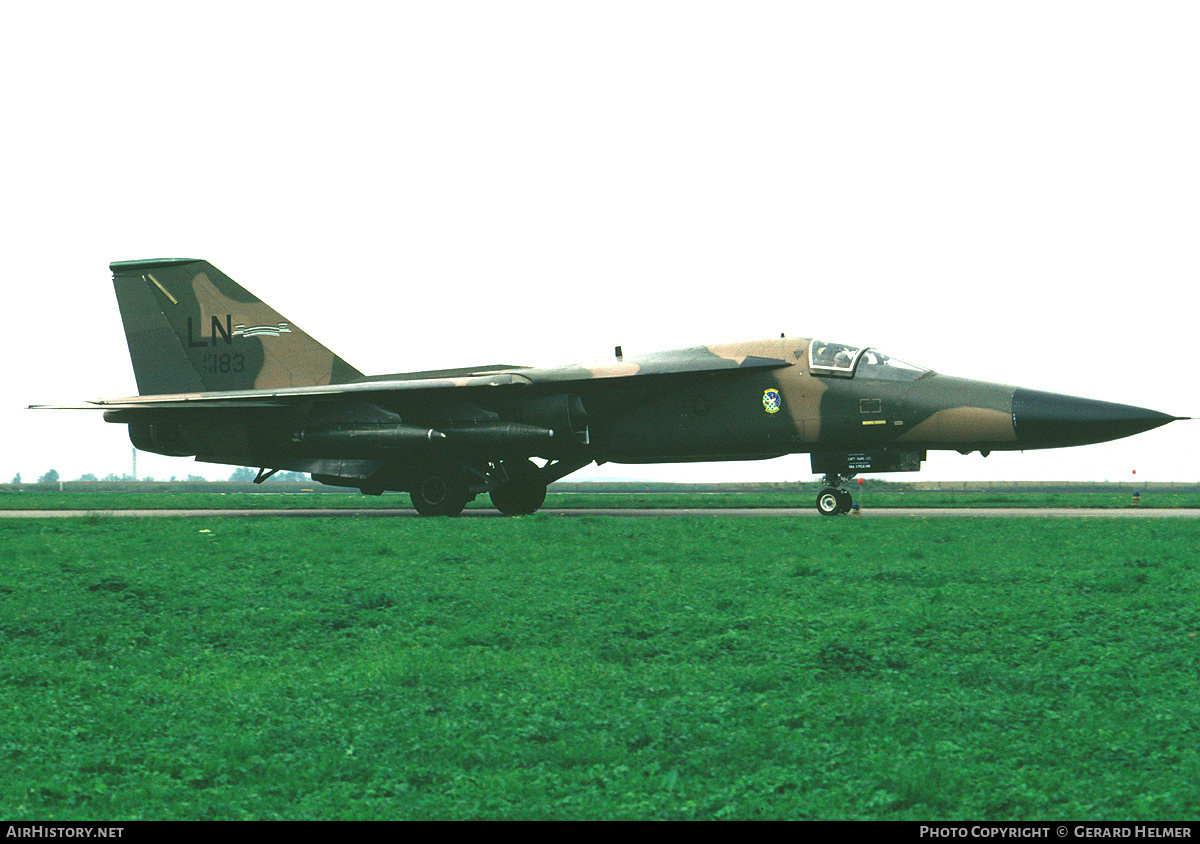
[2,515,1198,819]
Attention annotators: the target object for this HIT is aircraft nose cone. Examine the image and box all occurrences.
[1012,388,1178,449]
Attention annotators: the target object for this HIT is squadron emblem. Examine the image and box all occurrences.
[762,388,781,414]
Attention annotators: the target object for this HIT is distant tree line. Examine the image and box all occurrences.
[10,468,309,484]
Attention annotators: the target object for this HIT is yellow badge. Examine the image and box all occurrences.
[762,389,781,414]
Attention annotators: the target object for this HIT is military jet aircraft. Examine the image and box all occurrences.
[37,259,1185,515]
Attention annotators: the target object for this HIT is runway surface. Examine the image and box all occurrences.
[3,507,1199,519]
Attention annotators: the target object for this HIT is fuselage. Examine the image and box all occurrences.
[111,334,1176,480]
[581,336,1173,465]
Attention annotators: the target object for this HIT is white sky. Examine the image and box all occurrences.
[4,1,1197,484]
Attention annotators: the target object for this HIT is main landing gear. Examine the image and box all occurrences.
[488,459,547,516]
[816,474,856,516]
[410,465,471,517]
[406,459,552,516]
[360,457,588,516]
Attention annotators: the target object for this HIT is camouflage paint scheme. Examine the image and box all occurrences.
[50,259,1181,515]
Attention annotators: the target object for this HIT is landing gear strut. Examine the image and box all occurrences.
[816,474,855,516]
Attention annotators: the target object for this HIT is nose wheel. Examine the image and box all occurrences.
[816,487,854,516]
[816,474,856,516]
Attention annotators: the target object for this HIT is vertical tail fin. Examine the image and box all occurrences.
[110,259,363,395]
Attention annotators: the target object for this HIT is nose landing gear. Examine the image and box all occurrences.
[816,475,856,516]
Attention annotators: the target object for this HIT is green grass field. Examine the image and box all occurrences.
[2,515,1197,820]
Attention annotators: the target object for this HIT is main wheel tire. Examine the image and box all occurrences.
[817,487,843,516]
[490,459,547,516]
[836,489,854,514]
[410,468,469,516]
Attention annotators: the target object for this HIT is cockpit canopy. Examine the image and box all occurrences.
[809,341,930,381]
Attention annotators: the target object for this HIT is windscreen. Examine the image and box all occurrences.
[809,341,929,381]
